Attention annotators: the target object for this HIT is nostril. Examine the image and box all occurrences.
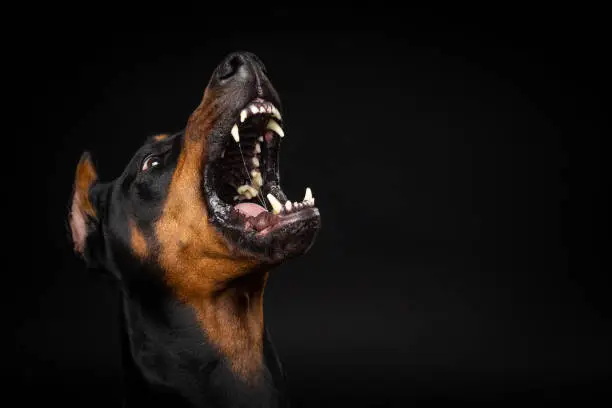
[217,54,245,82]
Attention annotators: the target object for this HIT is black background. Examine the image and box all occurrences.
[10,5,610,406]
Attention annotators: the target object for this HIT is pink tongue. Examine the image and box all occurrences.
[234,202,268,217]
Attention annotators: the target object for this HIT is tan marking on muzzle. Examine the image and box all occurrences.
[153,133,169,142]
[129,220,148,259]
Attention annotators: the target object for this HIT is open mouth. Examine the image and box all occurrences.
[204,98,320,260]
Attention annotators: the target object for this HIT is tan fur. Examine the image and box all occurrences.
[196,272,268,385]
[155,89,266,383]
[69,154,98,255]
[153,133,169,142]
[130,220,148,259]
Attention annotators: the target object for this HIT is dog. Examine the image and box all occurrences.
[68,51,321,407]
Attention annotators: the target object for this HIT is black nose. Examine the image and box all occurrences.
[209,51,280,109]
[213,51,266,85]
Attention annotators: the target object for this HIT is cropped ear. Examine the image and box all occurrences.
[69,152,100,259]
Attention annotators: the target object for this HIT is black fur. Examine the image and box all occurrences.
[71,53,314,408]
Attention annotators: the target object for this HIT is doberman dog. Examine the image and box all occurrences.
[68,52,321,408]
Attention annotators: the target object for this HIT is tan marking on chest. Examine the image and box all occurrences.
[195,273,268,384]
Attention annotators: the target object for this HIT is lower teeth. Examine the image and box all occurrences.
[235,187,316,213]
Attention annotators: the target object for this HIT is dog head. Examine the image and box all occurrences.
[68,52,321,298]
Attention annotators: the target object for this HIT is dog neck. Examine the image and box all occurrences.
[195,271,268,382]
[118,268,283,407]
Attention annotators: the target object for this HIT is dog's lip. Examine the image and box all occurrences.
[204,180,318,236]
[204,183,321,260]
[256,207,320,236]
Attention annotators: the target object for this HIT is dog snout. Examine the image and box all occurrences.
[212,51,266,88]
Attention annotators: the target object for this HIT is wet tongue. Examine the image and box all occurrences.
[234,202,268,217]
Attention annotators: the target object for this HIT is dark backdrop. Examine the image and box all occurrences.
[10,5,610,406]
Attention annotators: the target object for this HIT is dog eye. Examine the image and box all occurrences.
[142,155,162,171]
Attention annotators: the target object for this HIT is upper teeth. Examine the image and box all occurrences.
[266,119,284,138]
[231,124,240,142]
[242,100,281,121]
[233,100,284,143]
[271,106,281,120]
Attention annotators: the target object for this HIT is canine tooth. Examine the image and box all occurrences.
[250,105,259,114]
[258,136,264,142]
[271,106,282,120]
[240,109,248,123]
[255,143,261,153]
[237,185,250,195]
[303,187,313,202]
[266,119,284,137]
[252,157,260,167]
[267,194,283,214]
[285,201,292,212]
[231,124,240,142]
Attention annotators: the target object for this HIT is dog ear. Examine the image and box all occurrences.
[69,152,101,260]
